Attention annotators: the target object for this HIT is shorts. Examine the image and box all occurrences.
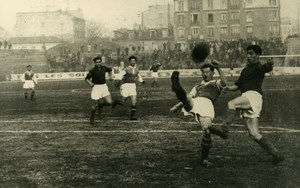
[151,72,159,78]
[120,83,136,97]
[91,84,110,100]
[23,80,35,89]
[182,97,215,121]
[240,91,262,118]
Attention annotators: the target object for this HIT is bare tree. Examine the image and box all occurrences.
[85,20,108,45]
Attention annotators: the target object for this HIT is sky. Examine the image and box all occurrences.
[0,0,299,33]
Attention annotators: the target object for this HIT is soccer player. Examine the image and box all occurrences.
[223,45,284,165]
[112,63,124,88]
[149,61,161,87]
[170,60,229,167]
[119,55,145,120]
[21,65,38,101]
[85,56,120,125]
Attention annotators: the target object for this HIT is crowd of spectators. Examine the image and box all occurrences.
[46,38,289,72]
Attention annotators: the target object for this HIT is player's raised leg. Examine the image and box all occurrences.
[171,71,192,112]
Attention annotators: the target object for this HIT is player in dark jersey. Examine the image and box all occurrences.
[21,65,38,100]
[170,60,228,167]
[149,61,161,87]
[222,45,284,164]
[85,56,121,125]
[119,55,145,120]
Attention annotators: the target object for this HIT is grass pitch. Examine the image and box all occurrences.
[0,75,299,187]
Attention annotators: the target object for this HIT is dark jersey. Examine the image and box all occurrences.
[24,71,35,80]
[235,61,272,95]
[85,66,112,84]
[150,64,160,72]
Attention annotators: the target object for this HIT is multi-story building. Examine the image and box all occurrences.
[11,8,85,50]
[141,4,174,30]
[113,4,175,54]
[174,0,281,49]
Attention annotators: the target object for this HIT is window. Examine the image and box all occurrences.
[191,14,199,23]
[246,26,253,33]
[179,1,184,11]
[269,10,279,21]
[208,0,214,9]
[221,0,227,8]
[61,23,64,32]
[150,30,156,38]
[269,0,277,6]
[220,27,227,35]
[269,24,280,34]
[190,0,200,10]
[246,11,253,22]
[231,12,239,22]
[41,22,45,28]
[208,13,214,23]
[178,29,185,38]
[191,27,200,39]
[230,0,239,7]
[208,27,214,37]
[178,15,185,25]
[231,26,240,36]
[220,13,227,22]
[246,0,252,4]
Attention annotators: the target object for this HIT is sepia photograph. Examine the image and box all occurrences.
[0,0,299,187]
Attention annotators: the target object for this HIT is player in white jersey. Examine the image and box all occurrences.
[112,63,125,88]
[170,61,228,167]
[21,65,38,100]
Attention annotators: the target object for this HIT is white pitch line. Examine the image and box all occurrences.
[0,129,299,134]
[0,119,296,132]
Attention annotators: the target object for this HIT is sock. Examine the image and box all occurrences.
[201,131,212,161]
[30,91,35,99]
[171,71,187,102]
[24,92,28,99]
[131,105,136,117]
[256,137,280,157]
[90,109,96,120]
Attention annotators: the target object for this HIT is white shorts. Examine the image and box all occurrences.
[120,83,136,97]
[151,72,159,78]
[91,84,110,100]
[182,97,215,121]
[113,73,123,80]
[23,80,35,89]
[241,91,262,118]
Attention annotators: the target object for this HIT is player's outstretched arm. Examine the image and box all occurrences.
[261,58,274,73]
[85,78,94,87]
[170,102,183,112]
[223,85,239,92]
[137,73,145,84]
[211,59,227,87]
